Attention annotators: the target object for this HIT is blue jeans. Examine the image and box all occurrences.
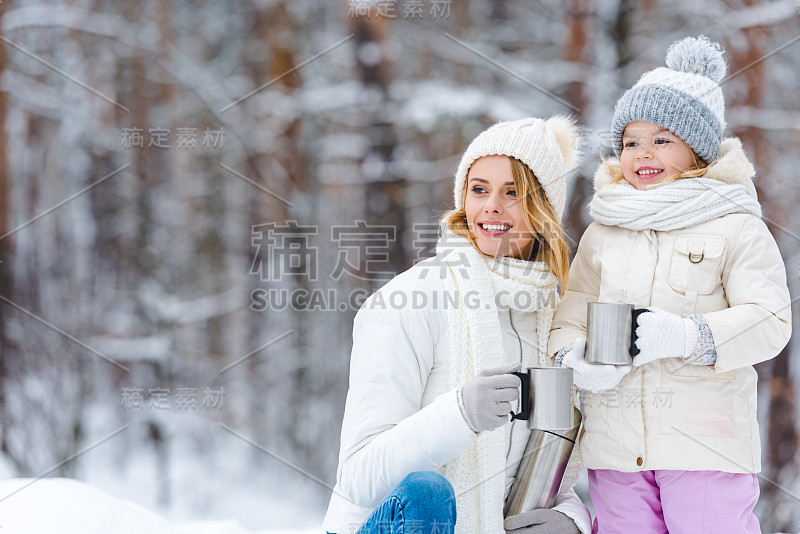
[334,471,457,533]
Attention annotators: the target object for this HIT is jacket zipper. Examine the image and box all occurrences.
[507,309,524,461]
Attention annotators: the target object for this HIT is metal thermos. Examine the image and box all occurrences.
[504,407,582,516]
[511,367,574,431]
[585,302,649,365]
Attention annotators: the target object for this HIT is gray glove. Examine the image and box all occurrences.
[504,508,579,534]
[459,362,521,432]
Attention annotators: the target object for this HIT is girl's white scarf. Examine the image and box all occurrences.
[589,177,761,232]
[436,230,559,534]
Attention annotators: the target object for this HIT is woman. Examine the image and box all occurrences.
[322,117,591,534]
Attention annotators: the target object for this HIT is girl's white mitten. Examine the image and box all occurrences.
[633,307,698,367]
[562,338,631,393]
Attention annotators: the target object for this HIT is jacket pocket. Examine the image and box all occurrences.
[668,234,726,295]
[660,356,735,380]
[658,358,735,438]
[582,391,609,435]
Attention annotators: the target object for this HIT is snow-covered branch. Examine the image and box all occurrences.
[725,0,799,30]
[728,106,800,131]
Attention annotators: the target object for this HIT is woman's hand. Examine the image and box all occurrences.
[504,508,579,534]
[459,362,521,432]
[562,338,630,393]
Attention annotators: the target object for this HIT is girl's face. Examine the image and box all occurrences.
[620,121,696,190]
[464,155,534,259]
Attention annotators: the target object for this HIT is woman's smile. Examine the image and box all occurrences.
[477,221,513,236]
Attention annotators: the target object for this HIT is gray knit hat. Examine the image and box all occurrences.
[453,116,580,220]
[611,36,727,163]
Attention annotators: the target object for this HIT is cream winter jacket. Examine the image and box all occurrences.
[323,256,591,533]
[548,138,792,473]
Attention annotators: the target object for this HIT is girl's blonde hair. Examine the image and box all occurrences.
[441,156,570,295]
[603,147,709,184]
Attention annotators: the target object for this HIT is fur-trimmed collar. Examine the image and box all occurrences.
[593,137,758,199]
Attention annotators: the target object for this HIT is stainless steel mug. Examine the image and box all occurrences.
[504,407,582,517]
[511,367,573,431]
[585,302,649,365]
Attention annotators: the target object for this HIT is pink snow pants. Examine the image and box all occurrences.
[588,469,761,533]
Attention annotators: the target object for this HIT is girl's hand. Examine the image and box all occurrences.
[562,338,631,393]
[633,307,697,366]
[504,508,579,534]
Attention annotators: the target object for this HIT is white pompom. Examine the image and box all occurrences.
[665,35,727,83]
[545,115,581,173]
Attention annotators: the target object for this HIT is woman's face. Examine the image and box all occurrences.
[620,121,695,190]
[464,155,534,259]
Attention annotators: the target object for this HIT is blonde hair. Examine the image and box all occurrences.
[441,156,570,295]
[603,146,709,184]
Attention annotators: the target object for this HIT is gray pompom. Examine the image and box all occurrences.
[665,36,727,82]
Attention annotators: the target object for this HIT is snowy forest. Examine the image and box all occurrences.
[0,0,798,532]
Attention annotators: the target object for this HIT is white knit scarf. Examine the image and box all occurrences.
[589,177,761,231]
[436,230,559,534]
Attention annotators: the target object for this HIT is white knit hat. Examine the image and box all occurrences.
[611,36,727,163]
[453,116,580,220]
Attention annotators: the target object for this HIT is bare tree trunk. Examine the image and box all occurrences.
[728,19,798,532]
[117,0,174,506]
[610,0,635,72]
[0,0,12,462]
[562,0,591,251]
[242,0,321,468]
[265,0,315,467]
[351,13,406,276]
[564,0,589,114]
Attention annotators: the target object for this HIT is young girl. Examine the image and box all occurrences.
[322,117,592,534]
[549,36,792,533]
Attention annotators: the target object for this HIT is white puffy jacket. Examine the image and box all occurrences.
[323,256,591,533]
[549,139,792,473]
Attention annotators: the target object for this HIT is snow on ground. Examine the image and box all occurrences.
[0,478,318,534]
